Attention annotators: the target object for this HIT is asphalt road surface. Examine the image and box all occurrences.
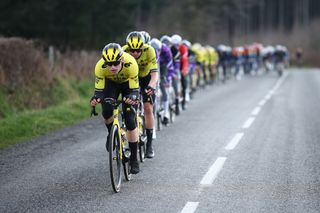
[1,69,320,213]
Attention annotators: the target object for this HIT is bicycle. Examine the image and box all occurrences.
[154,86,163,131]
[91,98,131,192]
[137,97,147,162]
[91,97,145,192]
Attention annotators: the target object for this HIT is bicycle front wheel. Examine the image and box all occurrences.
[108,125,122,193]
[157,111,162,131]
[138,115,146,162]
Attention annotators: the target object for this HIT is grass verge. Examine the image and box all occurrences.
[0,79,94,149]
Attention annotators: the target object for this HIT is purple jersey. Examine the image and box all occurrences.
[160,43,175,82]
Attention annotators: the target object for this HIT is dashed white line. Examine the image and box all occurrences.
[258,99,267,106]
[180,202,199,213]
[225,133,244,150]
[200,157,227,185]
[242,117,255,129]
[264,94,272,100]
[251,106,261,116]
[268,90,275,95]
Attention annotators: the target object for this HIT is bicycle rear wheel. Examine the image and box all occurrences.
[108,125,122,193]
[123,159,132,181]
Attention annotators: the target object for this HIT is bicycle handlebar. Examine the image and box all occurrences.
[90,97,139,117]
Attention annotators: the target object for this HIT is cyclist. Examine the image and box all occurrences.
[123,31,159,158]
[167,34,182,115]
[295,47,303,66]
[150,38,174,125]
[183,39,197,100]
[171,34,189,110]
[192,43,206,87]
[90,43,141,174]
[273,45,287,76]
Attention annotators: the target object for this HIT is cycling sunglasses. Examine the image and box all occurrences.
[128,49,142,53]
[105,61,121,66]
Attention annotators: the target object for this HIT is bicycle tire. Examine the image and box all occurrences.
[122,159,132,181]
[157,113,162,131]
[138,115,146,162]
[108,125,122,193]
[170,105,175,123]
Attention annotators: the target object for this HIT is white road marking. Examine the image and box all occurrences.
[251,106,261,116]
[225,133,244,150]
[268,90,275,95]
[258,99,267,106]
[180,202,199,213]
[242,117,255,129]
[265,93,272,100]
[200,157,227,185]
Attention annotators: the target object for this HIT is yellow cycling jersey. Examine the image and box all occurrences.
[122,44,158,78]
[192,46,206,64]
[206,46,219,65]
[94,52,139,91]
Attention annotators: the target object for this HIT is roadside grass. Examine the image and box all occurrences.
[0,79,94,149]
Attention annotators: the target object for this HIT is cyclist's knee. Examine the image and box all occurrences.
[123,106,137,131]
[144,103,153,114]
[104,117,113,124]
[102,110,113,120]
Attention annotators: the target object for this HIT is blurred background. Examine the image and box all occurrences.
[0,0,320,147]
[1,0,320,53]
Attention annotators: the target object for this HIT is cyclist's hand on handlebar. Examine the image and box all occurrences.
[90,96,101,107]
[145,85,156,95]
[123,94,139,105]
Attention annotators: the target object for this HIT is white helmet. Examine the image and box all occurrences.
[160,35,172,46]
[171,34,182,45]
[182,39,191,48]
[150,38,162,51]
[140,31,151,44]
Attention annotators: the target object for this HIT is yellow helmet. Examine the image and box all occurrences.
[126,31,144,49]
[102,43,123,62]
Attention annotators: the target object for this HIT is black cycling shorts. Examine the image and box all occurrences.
[139,74,155,104]
[101,79,137,131]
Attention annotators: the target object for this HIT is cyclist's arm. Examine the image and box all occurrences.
[94,59,106,100]
[146,46,159,88]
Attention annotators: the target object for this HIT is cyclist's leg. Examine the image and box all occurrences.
[101,80,121,150]
[180,73,187,110]
[159,79,169,124]
[140,75,156,158]
[171,71,181,115]
[121,82,140,174]
[159,65,169,123]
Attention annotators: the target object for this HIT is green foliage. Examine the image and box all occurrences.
[0,78,93,149]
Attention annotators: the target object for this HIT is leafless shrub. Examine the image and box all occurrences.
[0,37,100,116]
[53,50,99,80]
[0,37,52,90]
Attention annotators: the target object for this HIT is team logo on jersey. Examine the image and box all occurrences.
[95,77,103,84]
[124,62,132,68]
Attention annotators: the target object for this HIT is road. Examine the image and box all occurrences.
[1,69,320,213]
